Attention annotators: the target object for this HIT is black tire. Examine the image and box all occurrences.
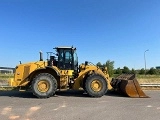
[82,74,89,92]
[31,73,57,98]
[85,73,108,97]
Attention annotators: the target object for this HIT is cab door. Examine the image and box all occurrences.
[64,50,73,70]
[57,49,74,70]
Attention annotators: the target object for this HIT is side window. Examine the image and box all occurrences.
[74,52,78,65]
[59,49,64,62]
[65,50,72,63]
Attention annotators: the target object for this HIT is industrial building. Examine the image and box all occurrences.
[156,66,160,69]
[0,67,15,74]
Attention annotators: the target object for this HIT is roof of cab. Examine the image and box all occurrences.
[54,46,76,50]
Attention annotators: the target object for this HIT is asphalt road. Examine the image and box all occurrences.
[0,90,159,120]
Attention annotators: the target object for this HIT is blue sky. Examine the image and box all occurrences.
[0,0,160,69]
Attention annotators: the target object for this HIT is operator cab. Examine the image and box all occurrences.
[53,46,78,71]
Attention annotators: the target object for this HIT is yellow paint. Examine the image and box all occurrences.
[9,60,112,91]
[60,70,74,76]
[37,80,50,93]
[91,80,102,92]
[73,65,112,90]
[10,61,47,87]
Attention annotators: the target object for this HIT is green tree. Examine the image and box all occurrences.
[157,69,160,75]
[131,68,136,74]
[139,68,145,74]
[115,67,122,74]
[122,66,130,73]
[147,67,157,75]
[104,60,114,77]
[96,62,103,67]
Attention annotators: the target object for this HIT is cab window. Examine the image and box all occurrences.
[64,50,72,63]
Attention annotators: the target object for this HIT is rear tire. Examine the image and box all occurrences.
[85,73,108,97]
[31,73,57,98]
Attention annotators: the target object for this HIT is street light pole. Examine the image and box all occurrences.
[144,49,149,75]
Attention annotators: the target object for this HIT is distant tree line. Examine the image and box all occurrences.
[96,60,160,77]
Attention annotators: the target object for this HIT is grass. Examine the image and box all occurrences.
[0,74,14,90]
[111,74,160,84]
[136,75,160,84]
[0,73,14,80]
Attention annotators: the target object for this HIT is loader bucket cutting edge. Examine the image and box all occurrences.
[111,74,149,98]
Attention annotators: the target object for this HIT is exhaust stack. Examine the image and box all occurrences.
[39,51,43,61]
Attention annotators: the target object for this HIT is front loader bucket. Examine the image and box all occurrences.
[111,74,149,98]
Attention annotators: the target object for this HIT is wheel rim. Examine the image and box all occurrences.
[37,80,50,92]
[91,80,102,92]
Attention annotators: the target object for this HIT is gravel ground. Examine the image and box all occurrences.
[0,90,159,120]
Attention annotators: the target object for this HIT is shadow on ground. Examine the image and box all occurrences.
[0,90,88,98]
[56,90,126,98]
[106,90,127,97]
[0,91,36,98]
[56,90,89,98]
[0,90,126,99]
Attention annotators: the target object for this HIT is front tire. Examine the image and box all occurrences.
[31,73,57,98]
[85,73,108,97]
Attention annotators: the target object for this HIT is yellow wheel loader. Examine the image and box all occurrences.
[8,46,148,98]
